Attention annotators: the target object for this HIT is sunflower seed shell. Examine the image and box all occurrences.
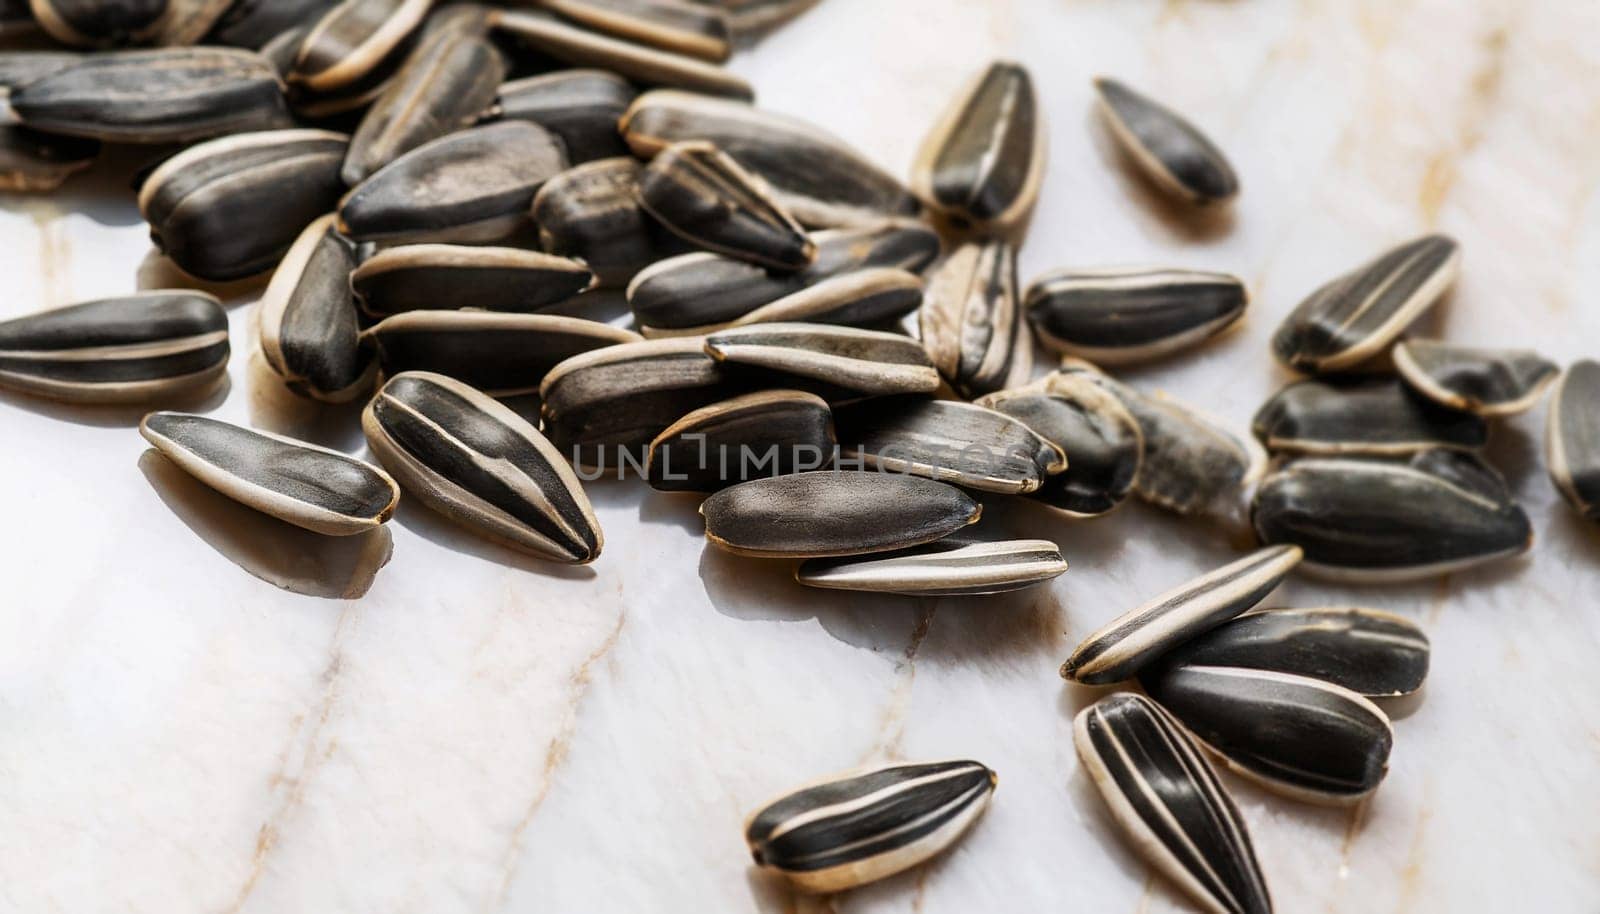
[703,323,940,399]
[532,156,688,287]
[1251,377,1488,456]
[290,0,434,93]
[1094,77,1238,206]
[203,0,337,49]
[797,537,1066,596]
[364,311,641,396]
[350,245,596,317]
[642,268,925,339]
[257,213,373,403]
[647,388,833,491]
[531,0,731,62]
[27,0,167,47]
[489,69,636,164]
[1545,359,1600,523]
[1024,267,1247,365]
[920,240,1030,398]
[912,60,1043,234]
[1393,340,1559,418]
[977,381,1143,518]
[638,140,815,271]
[834,396,1065,495]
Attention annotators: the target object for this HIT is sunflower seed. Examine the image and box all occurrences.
[339,120,567,244]
[0,291,227,403]
[912,61,1043,235]
[530,0,730,62]
[7,47,290,143]
[977,380,1143,518]
[488,69,635,164]
[643,268,926,339]
[647,388,833,491]
[920,240,1030,398]
[26,0,166,47]
[1155,608,1430,699]
[141,411,399,536]
[0,125,97,190]
[1060,545,1301,685]
[638,140,815,271]
[341,23,505,185]
[797,537,1066,596]
[1094,77,1238,206]
[1392,340,1559,418]
[619,89,921,227]
[627,220,941,331]
[257,214,372,403]
[139,128,347,281]
[365,311,641,396]
[290,0,433,93]
[703,323,940,399]
[202,0,336,49]
[716,0,816,37]
[1142,664,1394,804]
[702,470,980,557]
[1406,447,1514,502]
[744,760,996,894]
[492,9,751,101]
[1024,267,1248,365]
[363,370,604,563]
[1252,456,1533,581]
[1272,235,1460,375]
[1546,359,1600,523]
[532,156,687,287]
[1074,693,1272,914]
[283,22,413,120]
[1252,377,1488,456]
[350,245,596,317]
[834,397,1065,494]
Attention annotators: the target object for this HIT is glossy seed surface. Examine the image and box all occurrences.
[1025,267,1247,365]
[978,381,1142,518]
[258,214,372,403]
[913,60,1043,234]
[1075,693,1272,914]
[531,0,731,62]
[647,389,833,491]
[1095,77,1238,206]
[921,240,1030,398]
[1546,359,1600,522]
[291,0,434,93]
[141,411,398,536]
[490,69,636,164]
[745,760,996,894]
[638,140,815,270]
[532,156,684,288]
[364,311,641,396]
[1393,340,1559,418]
[703,323,940,399]
[1252,377,1488,456]
[351,245,596,317]
[797,537,1066,596]
[834,396,1065,495]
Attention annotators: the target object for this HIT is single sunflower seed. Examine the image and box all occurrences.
[744,760,996,894]
[797,537,1066,596]
[363,370,604,563]
[258,213,373,403]
[919,240,1030,398]
[1024,267,1248,365]
[1074,693,1272,914]
[202,0,337,49]
[912,60,1044,235]
[833,396,1065,495]
[350,245,596,317]
[0,291,228,403]
[1060,545,1302,685]
[530,0,731,62]
[27,0,167,47]
[1545,359,1600,523]
[487,69,636,164]
[141,411,399,536]
[532,156,687,287]
[289,0,434,93]
[703,323,940,399]
[364,311,641,396]
[283,23,413,120]
[1251,377,1488,456]
[702,470,980,558]
[637,140,815,271]
[977,379,1143,518]
[642,268,925,339]
[1393,340,1559,418]
[1272,235,1460,374]
[1094,77,1239,206]
[647,388,834,491]
[1142,664,1394,805]
[139,128,347,281]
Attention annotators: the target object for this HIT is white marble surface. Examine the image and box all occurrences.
[4,1,1600,911]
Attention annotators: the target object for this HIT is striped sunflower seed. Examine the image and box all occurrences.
[0,125,98,191]
[628,220,941,332]
[1252,455,1533,581]
[638,140,815,271]
[1272,235,1460,374]
[796,537,1066,596]
[289,0,433,93]
[150,0,236,45]
[530,0,731,62]
[703,323,940,399]
[364,311,641,396]
[977,380,1143,518]
[1156,607,1430,699]
[0,291,228,403]
[487,69,636,164]
[532,156,685,288]
[1024,267,1248,366]
[647,388,833,491]
[258,213,373,403]
[339,120,568,244]
[1251,377,1488,456]
[1142,664,1394,804]
[202,0,337,49]
[703,470,980,558]
[6,47,291,143]
[619,89,922,228]
[364,371,604,563]
[833,396,1065,495]
[1393,340,1559,418]
[1074,693,1272,914]
[641,268,925,339]
[744,760,996,894]
[282,23,412,120]
[1546,359,1600,523]
[912,60,1044,235]
[491,9,751,101]
[920,240,1030,398]
[141,411,399,536]
[350,245,596,317]
[1060,545,1301,685]
[27,0,167,47]
[139,128,347,281]
[1094,77,1239,206]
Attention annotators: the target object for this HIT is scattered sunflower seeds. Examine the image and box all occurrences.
[1074,693,1272,914]
[1272,235,1460,375]
[1094,77,1238,206]
[1393,340,1560,418]
[702,470,980,558]
[364,311,641,396]
[27,0,167,47]
[833,396,1066,495]
[912,60,1044,235]
[1251,377,1488,456]
[637,140,815,271]
[531,0,731,62]
[797,537,1066,596]
[1546,359,1600,523]
[920,240,1031,399]
[744,760,997,894]
[257,213,373,403]
[532,156,684,287]
[350,245,596,317]
[703,323,940,399]
[978,380,1143,518]
[647,388,833,491]
[0,290,228,403]
[141,411,399,536]
[488,69,636,164]
[1024,267,1248,365]
[290,0,433,93]
[364,371,603,563]
[1060,545,1302,685]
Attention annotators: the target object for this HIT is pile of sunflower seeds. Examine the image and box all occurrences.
[1,0,1596,908]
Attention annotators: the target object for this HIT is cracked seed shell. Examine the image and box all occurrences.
[703,323,940,399]
[1251,376,1488,456]
[797,537,1066,596]
[350,245,596,317]
[833,396,1066,495]
[1393,340,1559,418]
[1094,77,1238,206]
[364,311,641,396]
[912,60,1044,235]
[532,156,687,287]
[488,69,636,164]
[290,0,434,93]
[977,380,1142,518]
[646,388,834,491]
[258,213,373,403]
[1024,267,1247,366]
[920,239,1030,398]
[1545,359,1600,523]
[529,0,731,62]
[637,140,815,271]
